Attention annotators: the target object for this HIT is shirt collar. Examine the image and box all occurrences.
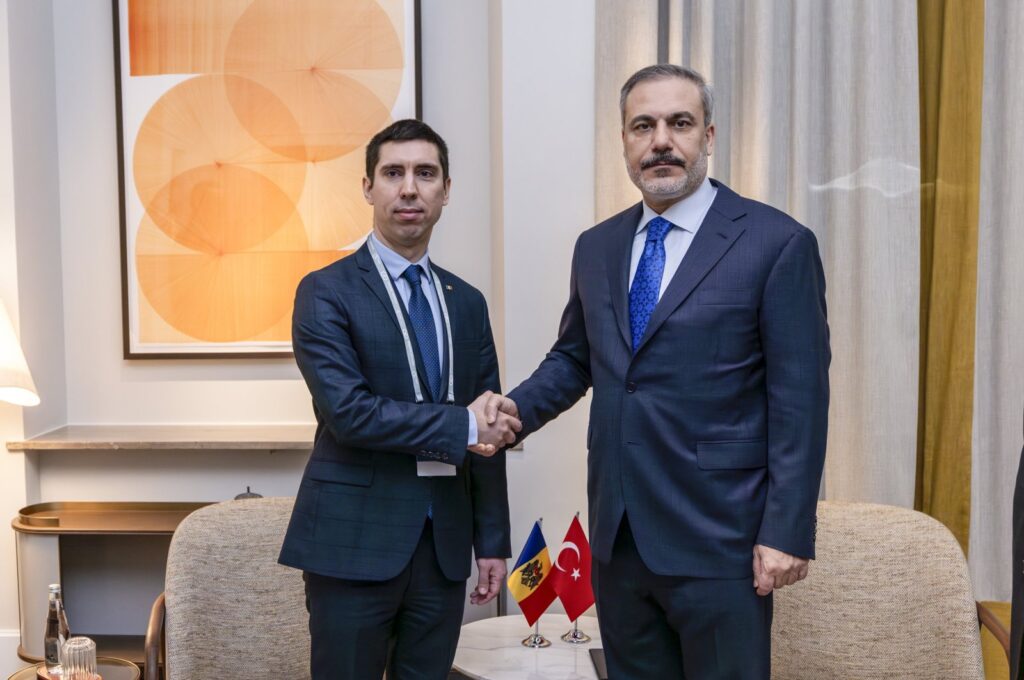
[637,176,717,235]
[369,232,433,284]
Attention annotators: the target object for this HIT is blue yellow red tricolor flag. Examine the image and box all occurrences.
[507,520,557,625]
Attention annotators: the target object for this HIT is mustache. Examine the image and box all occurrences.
[640,153,686,170]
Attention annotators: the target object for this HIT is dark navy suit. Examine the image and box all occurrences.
[508,180,830,677]
[280,242,511,678]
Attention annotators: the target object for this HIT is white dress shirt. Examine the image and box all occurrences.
[629,177,718,300]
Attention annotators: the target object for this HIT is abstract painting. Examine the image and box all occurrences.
[114,0,420,357]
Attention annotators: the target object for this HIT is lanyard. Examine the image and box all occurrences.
[366,238,455,404]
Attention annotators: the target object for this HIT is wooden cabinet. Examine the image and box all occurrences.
[13,501,209,665]
[6,423,314,667]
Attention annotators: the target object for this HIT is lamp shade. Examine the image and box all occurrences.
[0,299,39,406]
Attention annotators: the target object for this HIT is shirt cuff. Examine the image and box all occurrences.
[466,407,479,447]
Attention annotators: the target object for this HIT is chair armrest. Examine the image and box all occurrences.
[977,600,1011,665]
[144,592,166,680]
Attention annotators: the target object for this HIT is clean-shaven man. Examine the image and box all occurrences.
[280,119,520,679]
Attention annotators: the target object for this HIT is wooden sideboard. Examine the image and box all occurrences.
[6,424,314,666]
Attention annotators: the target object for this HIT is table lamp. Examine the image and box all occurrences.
[0,299,39,406]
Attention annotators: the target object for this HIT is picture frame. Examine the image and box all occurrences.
[113,0,421,358]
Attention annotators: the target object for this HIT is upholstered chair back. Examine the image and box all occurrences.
[164,498,309,680]
[772,501,984,679]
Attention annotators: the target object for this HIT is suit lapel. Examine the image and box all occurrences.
[633,183,748,355]
[609,204,644,351]
[356,243,402,333]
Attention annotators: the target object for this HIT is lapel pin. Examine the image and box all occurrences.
[445,284,453,291]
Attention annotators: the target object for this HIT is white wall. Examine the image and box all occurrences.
[0,0,598,670]
[2,0,68,673]
[496,0,595,616]
[0,0,26,665]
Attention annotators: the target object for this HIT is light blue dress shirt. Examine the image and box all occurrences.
[369,233,478,446]
[629,177,718,300]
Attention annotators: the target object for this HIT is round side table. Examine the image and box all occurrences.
[7,657,140,680]
[453,614,602,680]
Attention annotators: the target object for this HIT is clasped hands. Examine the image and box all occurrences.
[467,391,521,456]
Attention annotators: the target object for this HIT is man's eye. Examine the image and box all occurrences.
[385,169,401,178]
[675,119,691,128]
[634,123,651,132]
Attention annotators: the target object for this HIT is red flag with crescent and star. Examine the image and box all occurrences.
[549,515,595,621]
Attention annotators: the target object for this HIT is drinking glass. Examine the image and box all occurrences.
[60,636,97,680]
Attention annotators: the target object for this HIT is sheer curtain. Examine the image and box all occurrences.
[596,0,922,508]
[969,0,1024,601]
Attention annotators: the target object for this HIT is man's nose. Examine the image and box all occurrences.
[652,121,672,150]
[400,174,417,197]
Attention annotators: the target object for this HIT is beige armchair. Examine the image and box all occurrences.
[772,500,1009,679]
[144,497,309,680]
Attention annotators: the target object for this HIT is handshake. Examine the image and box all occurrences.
[467,391,521,457]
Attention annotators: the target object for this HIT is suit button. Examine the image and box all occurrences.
[626,381,637,393]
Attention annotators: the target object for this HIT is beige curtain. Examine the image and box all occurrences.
[594,1,658,221]
[597,1,923,507]
[969,0,1024,601]
[915,0,985,556]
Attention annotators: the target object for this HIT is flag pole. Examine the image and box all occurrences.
[521,517,552,648]
[561,511,592,644]
[561,617,592,644]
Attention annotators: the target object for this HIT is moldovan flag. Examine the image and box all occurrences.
[549,515,595,621]
[507,521,557,626]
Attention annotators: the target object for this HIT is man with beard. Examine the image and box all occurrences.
[485,64,830,678]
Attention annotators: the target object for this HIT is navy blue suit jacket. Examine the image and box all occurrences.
[279,243,511,582]
[508,180,830,578]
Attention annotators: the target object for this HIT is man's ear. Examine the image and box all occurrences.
[362,176,373,204]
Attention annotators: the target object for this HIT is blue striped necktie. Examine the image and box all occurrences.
[401,264,441,401]
[628,216,673,353]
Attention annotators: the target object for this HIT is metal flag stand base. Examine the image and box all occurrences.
[521,621,551,648]
[561,618,592,644]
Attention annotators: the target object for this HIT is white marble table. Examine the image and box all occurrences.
[454,614,602,680]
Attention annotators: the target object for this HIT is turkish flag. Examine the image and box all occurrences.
[549,515,595,621]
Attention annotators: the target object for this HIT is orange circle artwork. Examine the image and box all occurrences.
[128,0,404,345]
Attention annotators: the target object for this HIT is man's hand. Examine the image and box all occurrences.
[471,558,507,605]
[482,392,519,423]
[467,391,521,456]
[752,544,809,596]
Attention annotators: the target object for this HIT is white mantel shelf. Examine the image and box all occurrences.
[4,424,316,453]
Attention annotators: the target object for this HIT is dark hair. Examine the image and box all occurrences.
[620,64,714,127]
[365,119,450,186]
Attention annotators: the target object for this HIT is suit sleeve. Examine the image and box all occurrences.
[754,228,831,559]
[507,236,593,438]
[292,273,471,467]
[468,293,512,559]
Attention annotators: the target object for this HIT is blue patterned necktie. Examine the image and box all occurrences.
[628,216,674,353]
[401,264,441,401]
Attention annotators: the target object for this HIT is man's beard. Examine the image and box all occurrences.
[627,145,708,201]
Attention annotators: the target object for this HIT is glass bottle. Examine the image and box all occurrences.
[43,583,71,677]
